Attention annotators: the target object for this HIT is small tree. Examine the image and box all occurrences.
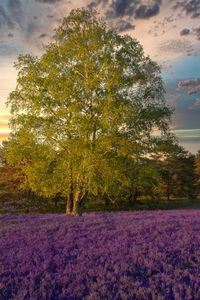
[7,9,171,215]
[156,142,197,200]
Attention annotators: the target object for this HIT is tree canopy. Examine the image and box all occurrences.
[6,8,172,215]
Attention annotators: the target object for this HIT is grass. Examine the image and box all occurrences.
[84,198,200,212]
[0,185,200,214]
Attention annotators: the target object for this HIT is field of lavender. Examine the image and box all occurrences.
[1,210,200,299]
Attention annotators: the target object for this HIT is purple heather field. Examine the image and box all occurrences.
[1,211,200,299]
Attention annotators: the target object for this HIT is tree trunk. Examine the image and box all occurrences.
[72,200,83,216]
[129,187,138,203]
[167,182,170,201]
[27,189,35,201]
[133,187,138,202]
[167,191,170,201]
[66,194,73,214]
[104,194,111,206]
[166,176,171,201]
[72,190,88,216]
[66,184,74,214]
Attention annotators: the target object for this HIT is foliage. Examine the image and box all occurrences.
[0,141,8,166]
[116,156,163,202]
[154,142,197,200]
[6,8,171,215]
[1,211,200,299]
[196,151,200,193]
[0,141,22,194]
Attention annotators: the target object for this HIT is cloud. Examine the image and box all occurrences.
[0,4,14,29]
[88,0,108,10]
[38,33,48,38]
[25,22,40,41]
[166,93,182,106]
[135,3,160,19]
[172,110,200,130]
[0,43,19,56]
[184,0,200,17]
[35,0,62,3]
[0,115,10,140]
[193,26,200,40]
[7,0,24,28]
[88,0,161,20]
[172,128,200,154]
[0,0,24,31]
[174,0,200,18]
[0,132,9,142]
[179,26,200,41]
[180,28,190,36]
[178,24,200,42]
[0,114,11,120]
[177,79,200,95]
[159,39,192,55]
[164,15,175,23]
[115,20,135,32]
[104,0,134,19]
[191,98,200,109]
[172,128,200,139]
[87,0,162,33]
[0,121,9,129]
[0,0,66,56]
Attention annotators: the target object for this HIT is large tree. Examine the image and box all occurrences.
[6,9,171,215]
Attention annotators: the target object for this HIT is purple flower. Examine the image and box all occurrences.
[1,210,200,299]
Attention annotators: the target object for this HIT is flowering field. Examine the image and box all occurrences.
[1,211,200,299]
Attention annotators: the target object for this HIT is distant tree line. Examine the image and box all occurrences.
[0,140,199,212]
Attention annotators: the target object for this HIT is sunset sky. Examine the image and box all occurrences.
[0,0,200,153]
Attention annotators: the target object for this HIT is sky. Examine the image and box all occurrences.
[0,0,200,153]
